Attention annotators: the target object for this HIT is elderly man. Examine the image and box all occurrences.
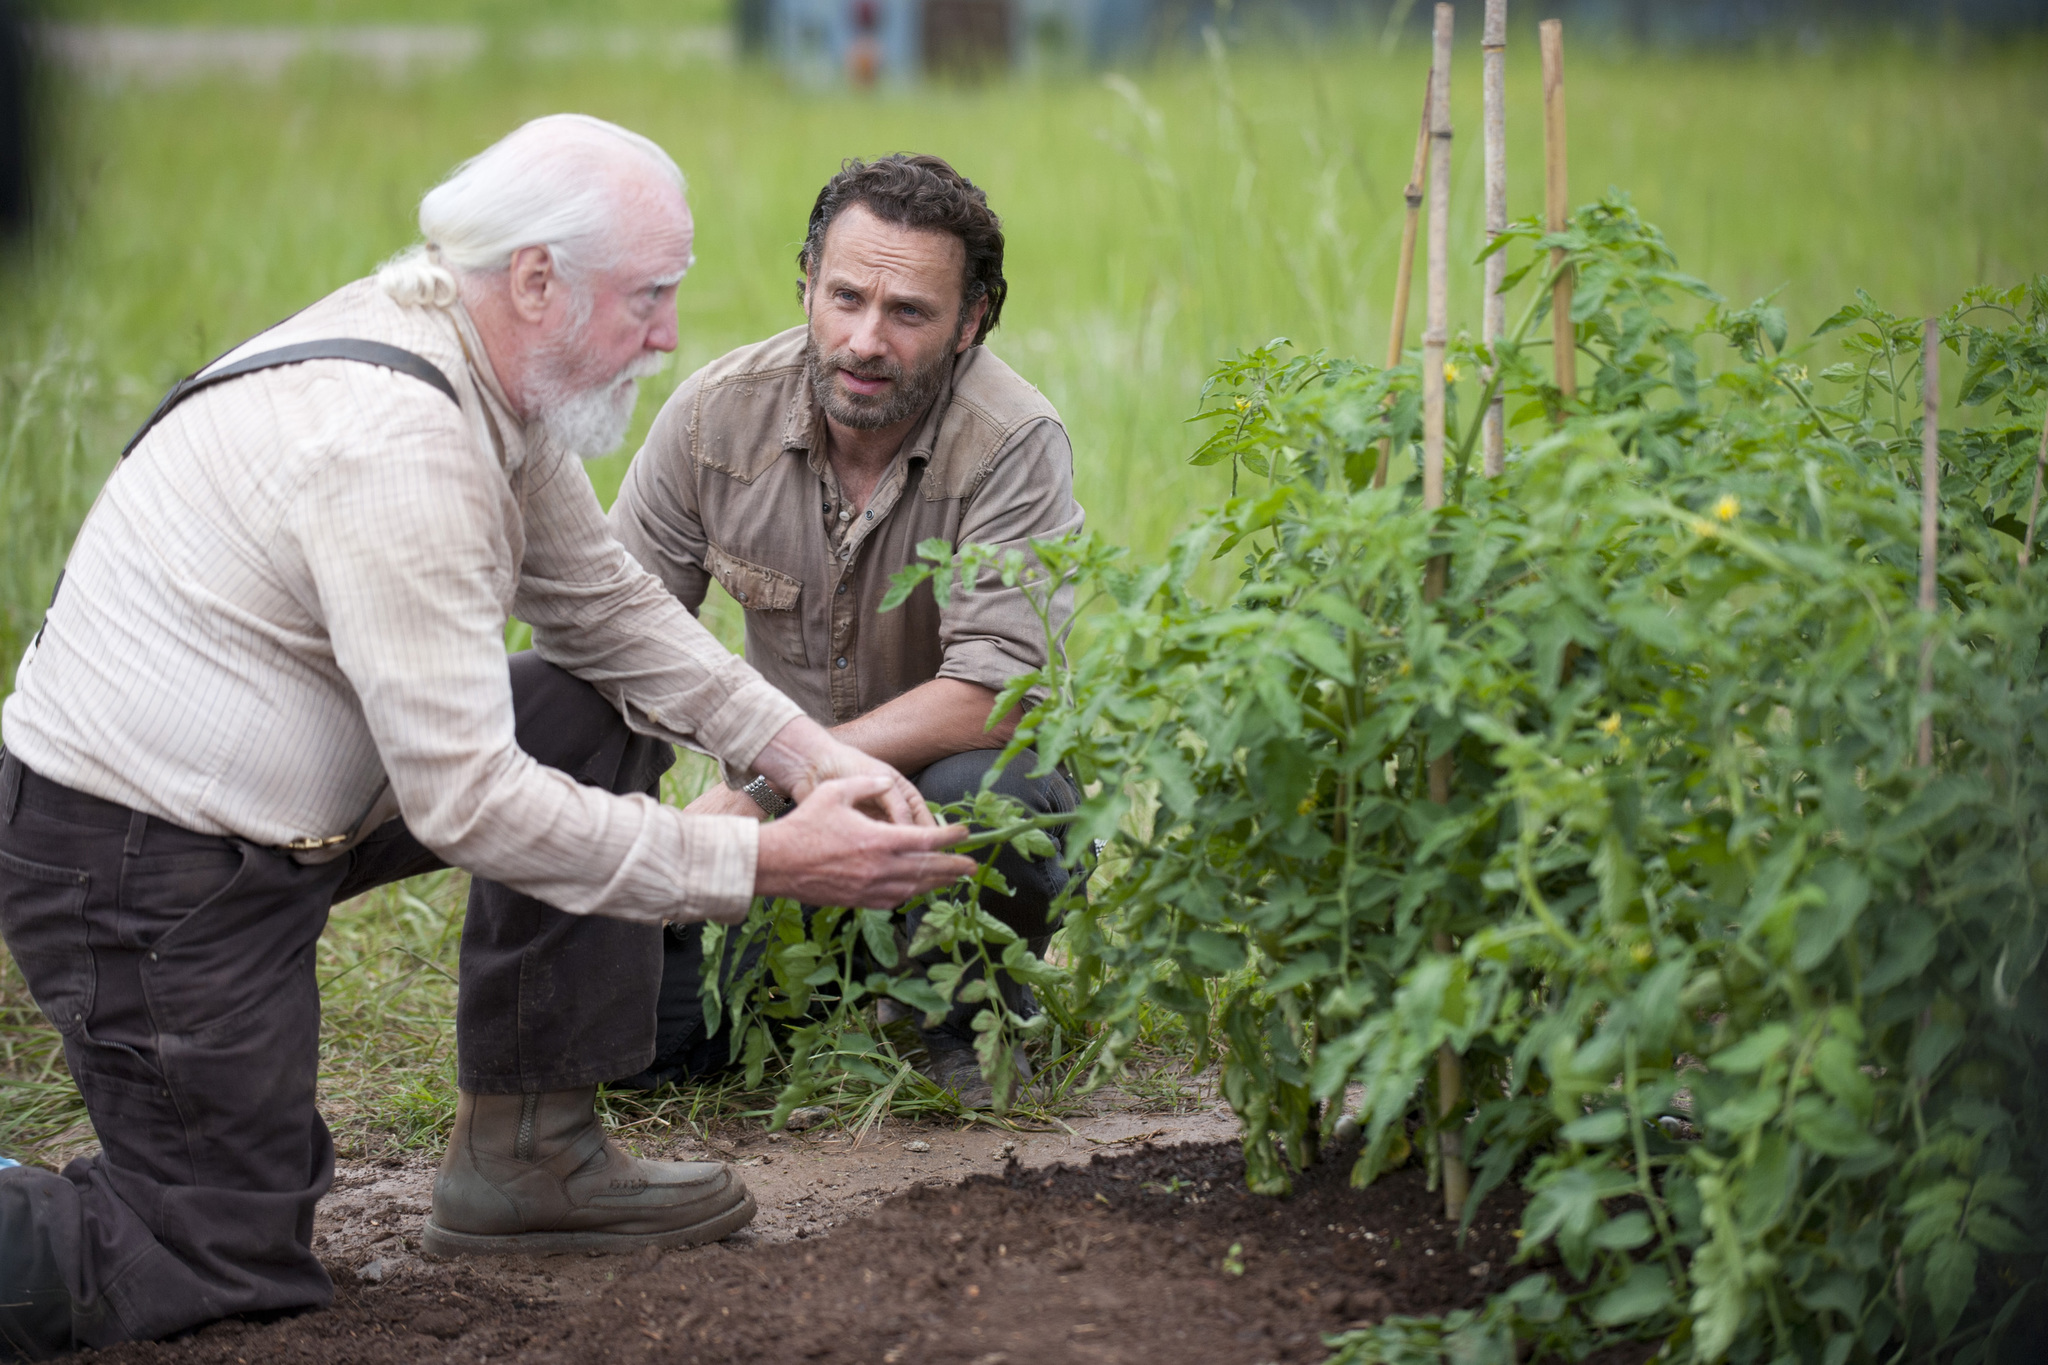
[575,153,1086,1105]
[0,116,970,1358]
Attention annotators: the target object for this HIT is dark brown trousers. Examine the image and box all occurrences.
[0,653,670,1352]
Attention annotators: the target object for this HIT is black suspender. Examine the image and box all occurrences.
[33,337,462,648]
[119,337,460,459]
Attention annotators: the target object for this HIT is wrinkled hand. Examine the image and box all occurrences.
[754,776,974,908]
[684,782,771,823]
[750,716,932,827]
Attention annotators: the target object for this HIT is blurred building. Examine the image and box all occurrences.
[740,0,2048,79]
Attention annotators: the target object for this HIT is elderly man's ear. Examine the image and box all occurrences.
[507,244,563,323]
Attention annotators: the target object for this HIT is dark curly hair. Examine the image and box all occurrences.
[798,153,1007,346]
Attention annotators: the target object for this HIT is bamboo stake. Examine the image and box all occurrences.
[1481,0,1508,476]
[1540,19,1575,406]
[2020,404,2048,569]
[1373,70,1435,490]
[1422,1,1468,1226]
[1918,319,1940,768]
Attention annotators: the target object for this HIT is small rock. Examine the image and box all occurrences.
[785,1106,832,1132]
[995,1140,1017,1161]
[1333,1113,1361,1144]
[355,1259,390,1284]
[1469,1260,1491,1277]
[904,1140,931,1153]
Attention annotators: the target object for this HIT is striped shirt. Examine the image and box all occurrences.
[3,276,802,923]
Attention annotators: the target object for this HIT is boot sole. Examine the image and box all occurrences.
[419,1190,757,1258]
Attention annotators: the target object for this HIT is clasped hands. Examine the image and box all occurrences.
[691,716,975,918]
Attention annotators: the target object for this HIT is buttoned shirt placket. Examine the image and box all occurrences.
[807,432,916,723]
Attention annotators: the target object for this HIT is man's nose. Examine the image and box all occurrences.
[846,304,889,360]
[647,308,679,353]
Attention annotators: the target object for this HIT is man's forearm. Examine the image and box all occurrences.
[826,678,1017,778]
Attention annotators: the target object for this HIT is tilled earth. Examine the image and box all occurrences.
[87,1134,1626,1365]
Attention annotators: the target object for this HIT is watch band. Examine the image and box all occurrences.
[742,775,790,818]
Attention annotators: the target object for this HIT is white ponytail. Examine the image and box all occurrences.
[380,113,685,309]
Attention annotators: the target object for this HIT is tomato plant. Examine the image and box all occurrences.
[973,209,2048,1361]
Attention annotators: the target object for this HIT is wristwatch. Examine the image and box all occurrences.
[741,775,790,818]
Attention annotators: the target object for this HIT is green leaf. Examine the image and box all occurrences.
[1185,929,1248,976]
[1924,1237,1977,1339]
[1592,1265,1673,1326]
[1711,1023,1792,1075]
[1558,1109,1629,1146]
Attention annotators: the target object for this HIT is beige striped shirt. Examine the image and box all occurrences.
[3,276,802,923]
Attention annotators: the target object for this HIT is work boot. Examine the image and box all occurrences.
[0,1166,77,1362]
[421,1089,754,1256]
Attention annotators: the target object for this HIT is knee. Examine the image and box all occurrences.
[507,651,671,794]
[913,749,1056,816]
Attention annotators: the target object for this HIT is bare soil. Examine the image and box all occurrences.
[82,1097,1656,1365]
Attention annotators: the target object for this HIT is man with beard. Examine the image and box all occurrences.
[580,154,1086,1107]
[0,117,974,1358]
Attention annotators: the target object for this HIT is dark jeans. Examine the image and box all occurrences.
[0,652,666,1350]
[610,747,1080,1089]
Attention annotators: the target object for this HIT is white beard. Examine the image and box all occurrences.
[532,349,666,460]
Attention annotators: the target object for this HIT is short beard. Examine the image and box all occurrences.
[528,333,666,461]
[805,327,953,432]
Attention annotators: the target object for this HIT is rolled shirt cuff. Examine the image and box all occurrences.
[663,808,760,924]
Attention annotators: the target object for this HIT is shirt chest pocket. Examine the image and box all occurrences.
[706,542,808,668]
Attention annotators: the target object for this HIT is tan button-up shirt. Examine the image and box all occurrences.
[609,326,1084,726]
[4,277,803,923]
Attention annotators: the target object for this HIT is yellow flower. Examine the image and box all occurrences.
[1714,494,1740,523]
[1235,396,1251,411]
[1690,517,1715,538]
[1297,793,1319,816]
[1630,942,1655,967]
[1443,361,1462,384]
[1599,712,1622,736]
[1398,659,1412,676]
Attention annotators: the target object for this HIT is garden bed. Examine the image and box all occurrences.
[89,1137,1649,1365]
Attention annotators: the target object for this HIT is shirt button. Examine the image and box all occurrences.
[836,583,847,595]
[864,510,873,520]
[835,656,847,669]
[839,510,851,523]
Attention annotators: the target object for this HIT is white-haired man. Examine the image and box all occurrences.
[0,115,971,1357]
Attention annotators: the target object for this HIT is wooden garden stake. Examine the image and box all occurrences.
[2020,404,2048,568]
[1481,0,1508,476]
[1373,70,1435,489]
[1422,1,1469,1225]
[1918,320,1940,768]
[1541,19,1575,405]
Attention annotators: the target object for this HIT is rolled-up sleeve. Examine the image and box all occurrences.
[935,417,1086,697]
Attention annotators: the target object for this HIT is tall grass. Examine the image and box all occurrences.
[1,33,2044,1157]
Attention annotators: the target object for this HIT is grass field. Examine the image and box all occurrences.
[2,27,2045,1159]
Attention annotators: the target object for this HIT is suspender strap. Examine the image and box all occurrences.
[120,337,460,460]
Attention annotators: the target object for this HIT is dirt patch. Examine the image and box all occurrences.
[87,1132,1649,1365]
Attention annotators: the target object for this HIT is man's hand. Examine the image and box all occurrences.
[754,776,974,908]
[749,716,932,827]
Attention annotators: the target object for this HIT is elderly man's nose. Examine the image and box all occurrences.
[648,311,679,353]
